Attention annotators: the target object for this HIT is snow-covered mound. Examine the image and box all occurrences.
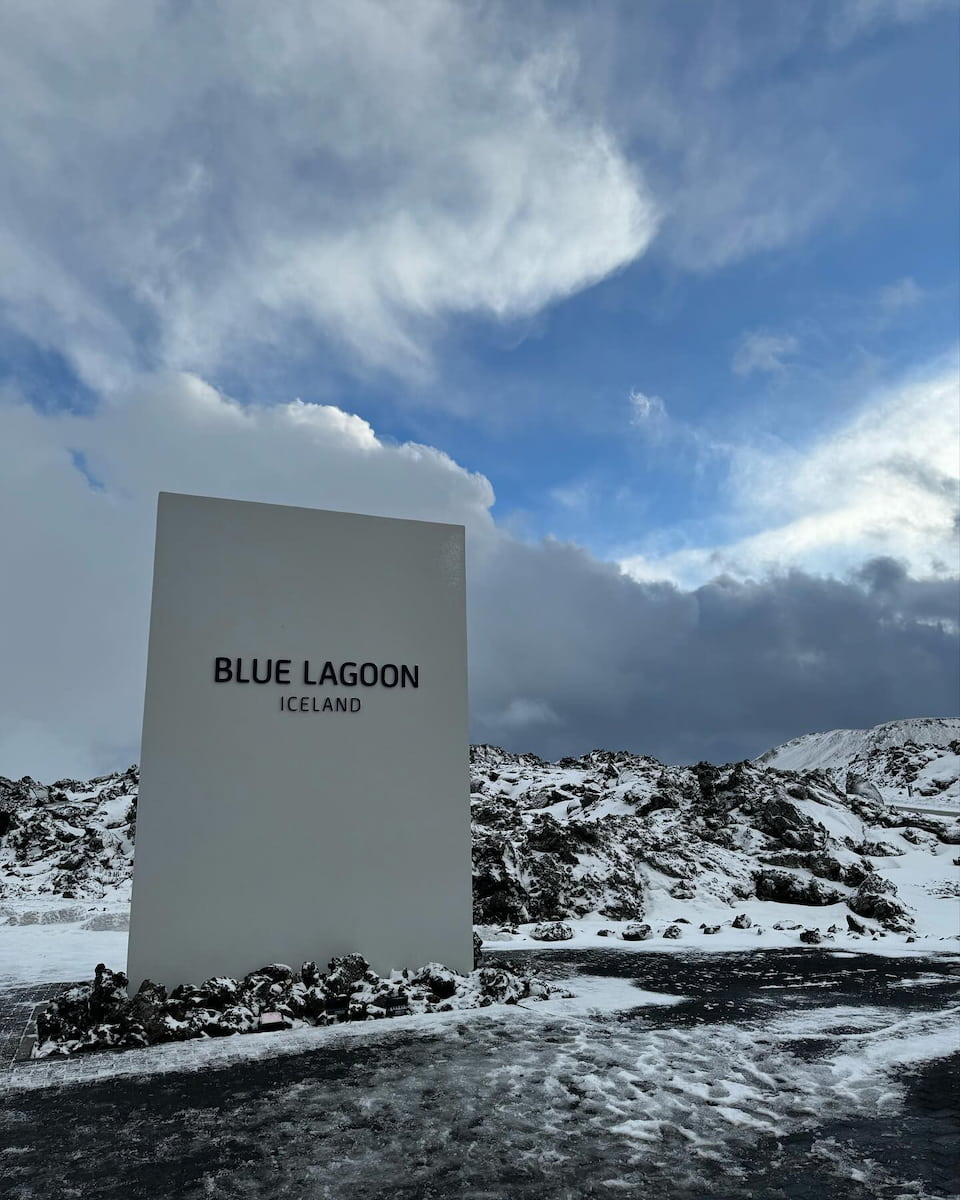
[469,744,959,940]
[2,727,959,953]
[756,717,960,810]
[0,768,137,903]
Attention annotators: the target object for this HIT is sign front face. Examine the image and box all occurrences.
[127,493,472,989]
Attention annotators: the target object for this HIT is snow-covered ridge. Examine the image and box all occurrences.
[756,717,960,810]
[0,768,137,902]
[2,719,959,948]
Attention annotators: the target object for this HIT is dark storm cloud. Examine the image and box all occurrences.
[470,540,960,765]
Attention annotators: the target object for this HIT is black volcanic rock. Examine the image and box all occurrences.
[35,954,566,1058]
[847,872,912,931]
[6,721,956,949]
[530,921,573,942]
[753,870,843,906]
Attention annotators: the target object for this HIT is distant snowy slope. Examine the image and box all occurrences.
[756,717,960,811]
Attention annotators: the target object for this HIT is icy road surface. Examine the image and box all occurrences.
[1,950,958,1200]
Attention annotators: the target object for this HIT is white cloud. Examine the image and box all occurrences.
[878,276,925,313]
[0,0,657,389]
[482,698,562,732]
[732,331,800,376]
[0,374,497,779]
[0,369,956,776]
[549,481,594,512]
[628,389,667,424]
[621,359,960,588]
[826,0,957,48]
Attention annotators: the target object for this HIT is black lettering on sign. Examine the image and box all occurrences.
[350,698,361,712]
[381,664,399,688]
[235,658,250,684]
[214,658,233,682]
[401,665,419,688]
[360,662,378,686]
[276,659,291,685]
[340,662,358,686]
[252,658,272,684]
[318,661,338,686]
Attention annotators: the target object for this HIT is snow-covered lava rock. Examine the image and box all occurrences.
[756,716,960,811]
[35,953,570,1058]
[0,768,137,901]
[469,730,959,936]
[2,718,958,947]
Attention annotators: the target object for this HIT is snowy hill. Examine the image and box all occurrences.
[469,744,959,945]
[1,724,959,960]
[756,717,960,812]
[0,769,137,904]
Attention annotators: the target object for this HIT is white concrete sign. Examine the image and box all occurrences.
[127,493,472,989]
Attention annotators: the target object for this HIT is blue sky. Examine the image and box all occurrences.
[0,0,957,777]
[202,0,960,557]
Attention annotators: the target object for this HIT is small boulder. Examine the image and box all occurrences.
[300,961,322,988]
[119,980,169,1043]
[731,913,752,929]
[530,921,574,942]
[799,929,821,944]
[622,922,653,941]
[415,963,460,999]
[662,924,682,939]
[848,872,912,932]
[197,977,241,1008]
[247,963,293,984]
[844,772,884,803]
[326,954,371,994]
[473,966,526,1005]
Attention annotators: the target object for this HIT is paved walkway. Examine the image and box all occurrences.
[0,981,81,1072]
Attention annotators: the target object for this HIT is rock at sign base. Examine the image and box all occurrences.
[258,1011,289,1032]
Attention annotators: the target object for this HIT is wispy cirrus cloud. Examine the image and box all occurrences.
[621,356,960,589]
[0,0,657,390]
[877,276,926,313]
[732,331,801,376]
[825,0,958,48]
[628,388,667,424]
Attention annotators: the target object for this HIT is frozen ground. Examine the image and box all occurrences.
[2,901,958,993]
[1,948,958,1199]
